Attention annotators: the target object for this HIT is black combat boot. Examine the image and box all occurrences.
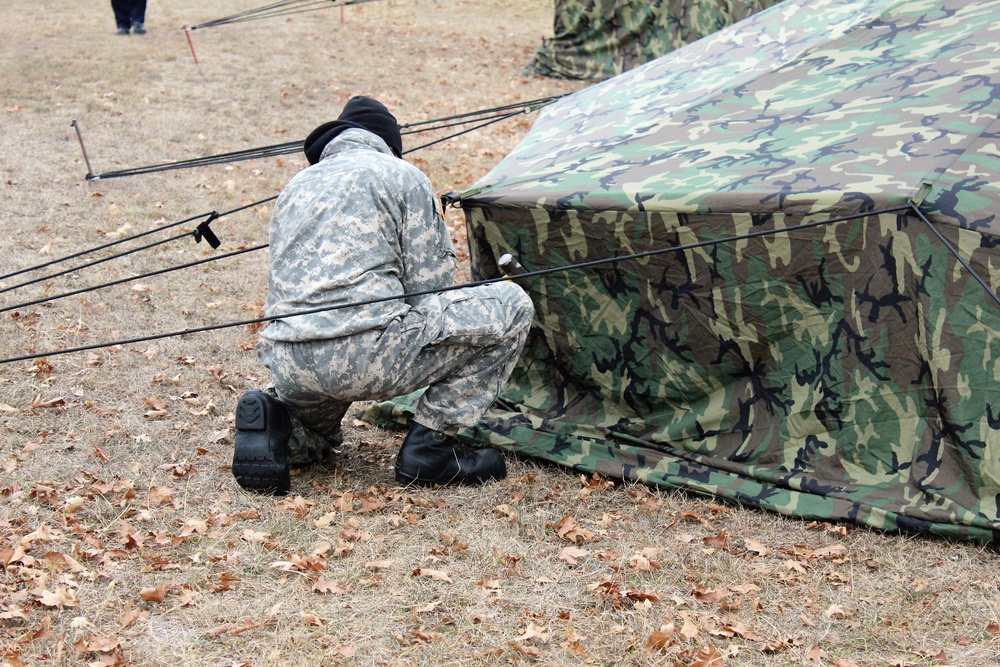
[232,390,292,495]
[394,423,506,486]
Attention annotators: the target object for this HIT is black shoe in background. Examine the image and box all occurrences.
[132,22,146,34]
[232,390,292,495]
[395,423,506,486]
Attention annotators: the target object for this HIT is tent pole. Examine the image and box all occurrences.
[908,202,1000,308]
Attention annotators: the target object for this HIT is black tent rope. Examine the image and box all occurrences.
[2,230,193,296]
[1,204,921,366]
[0,197,276,296]
[85,96,563,181]
[402,108,536,155]
[0,244,268,316]
[86,143,302,180]
[398,96,564,131]
[188,0,381,30]
[0,110,531,309]
[2,97,564,299]
[0,211,213,285]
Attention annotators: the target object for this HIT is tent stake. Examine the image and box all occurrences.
[908,202,1000,308]
[71,119,96,181]
[183,26,200,65]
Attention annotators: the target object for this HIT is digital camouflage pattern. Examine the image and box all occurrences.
[261,280,533,465]
[260,128,533,465]
[527,0,781,81]
[261,128,456,343]
[371,0,1000,544]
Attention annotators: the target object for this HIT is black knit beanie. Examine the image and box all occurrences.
[303,96,403,165]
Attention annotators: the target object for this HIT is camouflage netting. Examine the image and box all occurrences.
[368,0,1000,544]
[527,0,781,81]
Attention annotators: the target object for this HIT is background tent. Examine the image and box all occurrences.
[373,0,1000,545]
[527,0,781,81]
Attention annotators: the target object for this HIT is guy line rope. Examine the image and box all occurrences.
[8,204,966,367]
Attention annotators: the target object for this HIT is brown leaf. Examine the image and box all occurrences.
[807,544,848,561]
[646,624,676,652]
[117,602,147,629]
[413,600,443,614]
[985,621,999,636]
[517,622,551,643]
[509,642,543,659]
[562,626,586,655]
[702,529,730,550]
[300,612,323,627]
[412,626,440,643]
[159,461,195,478]
[209,428,230,443]
[1,648,26,667]
[76,635,121,653]
[559,546,590,564]
[240,529,270,544]
[824,604,853,619]
[274,495,314,518]
[25,615,52,642]
[494,504,518,520]
[119,521,144,549]
[806,646,829,663]
[270,552,325,573]
[680,612,700,641]
[628,552,659,572]
[363,559,393,570]
[206,619,257,637]
[31,396,65,410]
[35,587,79,608]
[690,644,725,667]
[0,606,30,622]
[691,585,728,604]
[312,577,349,595]
[553,516,594,544]
[744,538,769,556]
[139,585,166,603]
[412,568,453,582]
[625,589,661,604]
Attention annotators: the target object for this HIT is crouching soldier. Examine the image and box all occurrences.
[232,96,533,495]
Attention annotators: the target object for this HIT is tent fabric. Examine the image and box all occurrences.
[368,0,1000,545]
[527,0,782,82]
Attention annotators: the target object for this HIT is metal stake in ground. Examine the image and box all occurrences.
[182,26,199,65]
[71,120,95,181]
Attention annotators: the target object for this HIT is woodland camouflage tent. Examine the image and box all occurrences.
[371,0,1000,544]
[527,0,781,81]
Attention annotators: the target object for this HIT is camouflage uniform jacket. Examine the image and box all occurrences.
[261,128,457,342]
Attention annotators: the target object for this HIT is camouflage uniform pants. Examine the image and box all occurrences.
[257,282,534,465]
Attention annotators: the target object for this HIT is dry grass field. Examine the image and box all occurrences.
[2,1,999,666]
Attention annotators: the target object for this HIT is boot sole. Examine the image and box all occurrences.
[232,391,290,495]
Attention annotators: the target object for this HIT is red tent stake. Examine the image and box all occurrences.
[182,26,200,65]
